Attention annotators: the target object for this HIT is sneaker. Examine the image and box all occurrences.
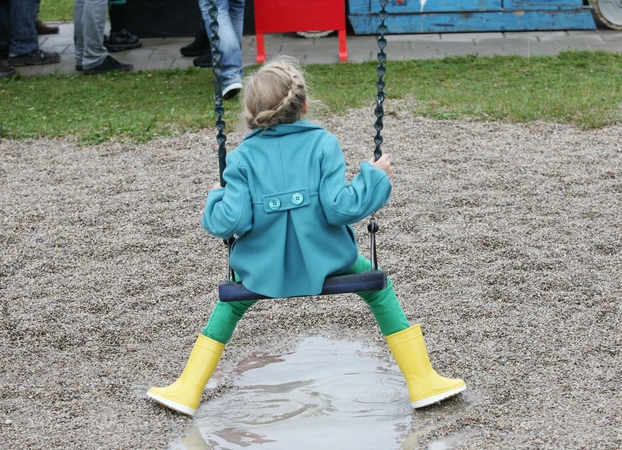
[223,82,243,100]
[36,20,59,35]
[104,29,142,52]
[193,51,212,68]
[75,64,83,72]
[0,61,15,78]
[180,29,210,56]
[8,49,60,66]
[83,55,133,74]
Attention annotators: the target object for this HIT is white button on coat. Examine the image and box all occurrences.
[291,192,304,205]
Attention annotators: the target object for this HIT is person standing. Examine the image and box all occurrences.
[180,19,212,68]
[73,0,133,74]
[0,0,60,69]
[0,59,14,77]
[198,0,244,98]
[104,0,141,52]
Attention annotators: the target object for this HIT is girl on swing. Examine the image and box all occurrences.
[147,56,465,416]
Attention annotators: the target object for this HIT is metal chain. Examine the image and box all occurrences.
[374,0,389,162]
[207,1,236,281]
[368,0,389,271]
[207,0,228,189]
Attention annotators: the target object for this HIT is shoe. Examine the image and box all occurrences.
[148,335,224,416]
[8,49,60,66]
[104,29,142,52]
[193,51,212,68]
[0,61,15,78]
[387,324,466,409]
[223,82,243,100]
[75,64,83,72]
[180,29,210,56]
[83,55,133,74]
[36,20,59,35]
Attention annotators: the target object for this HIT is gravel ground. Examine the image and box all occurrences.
[1,102,621,449]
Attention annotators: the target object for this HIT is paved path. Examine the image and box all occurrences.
[13,22,622,76]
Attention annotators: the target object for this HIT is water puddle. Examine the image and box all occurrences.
[170,337,468,450]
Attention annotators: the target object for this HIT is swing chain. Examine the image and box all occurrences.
[208,0,228,189]
[207,0,236,281]
[368,0,389,271]
[374,0,389,162]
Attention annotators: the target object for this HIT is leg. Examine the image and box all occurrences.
[386,324,466,408]
[108,1,127,33]
[105,0,141,52]
[148,293,257,416]
[181,12,210,57]
[80,0,107,69]
[0,9,15,76]
[0,2,10,56]
[73,0,85,68]
[346,255,466,408]
[343,254,410,336]
[199,0,244,87]
[147,334,224,416]
[7,0,39,57]
[202,298,257,344]
[7,0,59,65]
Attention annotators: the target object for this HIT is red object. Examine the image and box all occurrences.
[253,0,347,63]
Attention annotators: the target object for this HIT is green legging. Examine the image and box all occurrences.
[202,254,411,344]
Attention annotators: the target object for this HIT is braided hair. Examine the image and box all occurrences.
[243,56,308,129]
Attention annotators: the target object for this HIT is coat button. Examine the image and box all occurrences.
[268,198,281,210]
[291,192,304,205]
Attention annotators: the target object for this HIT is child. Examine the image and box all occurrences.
[147,56,465,416]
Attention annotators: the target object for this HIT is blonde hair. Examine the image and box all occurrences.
[243,56,307,129]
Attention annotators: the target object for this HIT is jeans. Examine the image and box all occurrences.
[198,0,244,86]
[74,0,108,69]
[202,255,411,344]
[0,0,39,57]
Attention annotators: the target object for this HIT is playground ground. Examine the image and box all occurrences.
[1,99,621,448]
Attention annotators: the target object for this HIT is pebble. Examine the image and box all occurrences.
[1,102,620,449]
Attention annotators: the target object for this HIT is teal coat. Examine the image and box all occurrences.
[202,120,391,298]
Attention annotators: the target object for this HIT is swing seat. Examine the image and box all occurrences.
[219,270,387,302]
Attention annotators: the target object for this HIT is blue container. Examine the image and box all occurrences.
[347,0,596,34]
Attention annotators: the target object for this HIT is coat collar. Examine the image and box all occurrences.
[243,120,323,141]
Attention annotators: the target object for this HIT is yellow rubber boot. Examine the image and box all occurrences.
[387,324,466,409]
[147,335,224,416]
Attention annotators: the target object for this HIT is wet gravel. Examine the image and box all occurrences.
[1,102,621,449]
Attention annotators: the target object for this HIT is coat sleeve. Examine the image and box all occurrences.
[318,134,392,226]
[201,153,253,239]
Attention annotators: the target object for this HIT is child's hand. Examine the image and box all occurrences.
[369,154,393,179]
[211,182,223,190]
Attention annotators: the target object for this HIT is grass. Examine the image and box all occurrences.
[1,51,621,144]
[38,0,74,22]
[1,69,224,144]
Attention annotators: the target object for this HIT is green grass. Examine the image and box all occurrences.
[38,0,74,22]
[1,51,621,144]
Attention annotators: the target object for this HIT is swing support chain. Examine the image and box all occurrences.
[206,0,237,281]
[374,0,389,162]
[367,0,390,272]
[207,0,228,189]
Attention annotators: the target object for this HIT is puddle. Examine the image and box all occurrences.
[170,337,468,450]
